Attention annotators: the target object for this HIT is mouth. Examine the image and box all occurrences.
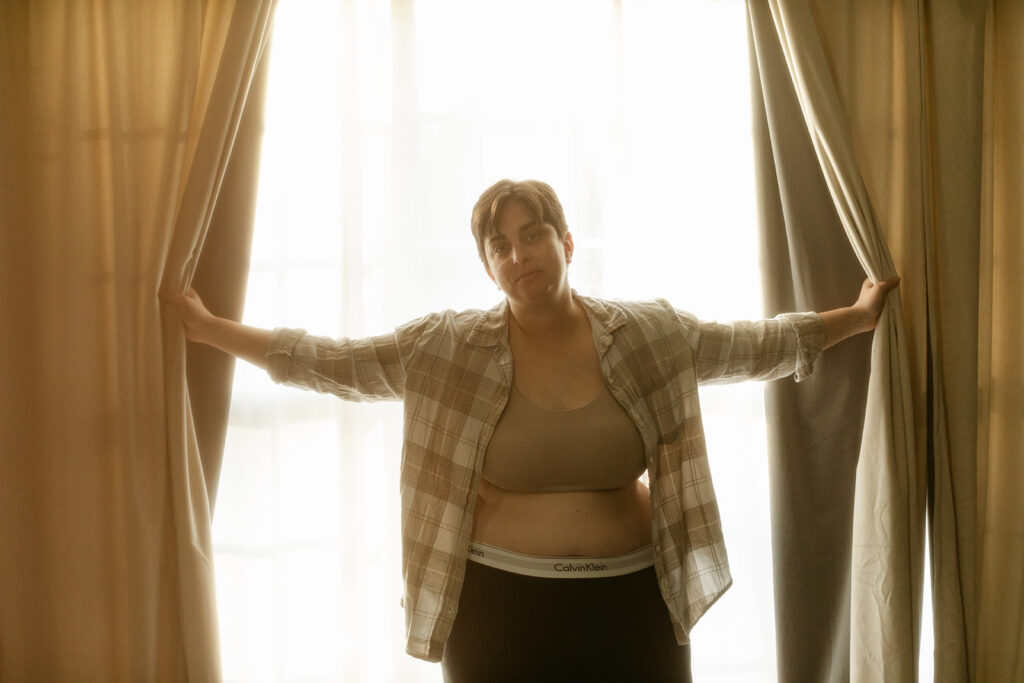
[516,270,542,283]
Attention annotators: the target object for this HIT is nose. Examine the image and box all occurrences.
[511,243,528,264]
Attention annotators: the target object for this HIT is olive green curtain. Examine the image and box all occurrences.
[747,0,1023,680]
[748,1,920,679]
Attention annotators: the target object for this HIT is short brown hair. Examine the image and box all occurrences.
[470,179,568,262]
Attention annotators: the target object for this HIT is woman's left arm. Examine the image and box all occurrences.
[819,276,901,350]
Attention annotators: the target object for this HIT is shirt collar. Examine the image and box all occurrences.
[463,291,627,349]
[464,298,509,348]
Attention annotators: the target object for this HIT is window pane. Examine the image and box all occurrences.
[214,1,776,681]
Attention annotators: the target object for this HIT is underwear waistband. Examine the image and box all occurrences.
[466,541,655,579]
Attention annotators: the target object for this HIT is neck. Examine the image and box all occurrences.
[507,285,580,338]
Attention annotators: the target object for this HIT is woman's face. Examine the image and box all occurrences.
[484,198,574,307]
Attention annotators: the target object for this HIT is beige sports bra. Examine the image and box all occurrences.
[482,382,647,493]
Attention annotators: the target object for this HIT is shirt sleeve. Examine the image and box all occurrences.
[676,310,826,385]
[265,327,408,401]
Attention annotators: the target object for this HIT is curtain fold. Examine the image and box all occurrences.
[0,1,275,679]
[185,22,272,514]
[919,4,988,679]
[747,11,870,681]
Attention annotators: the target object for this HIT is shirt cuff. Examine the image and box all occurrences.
[265,327,307,384]
[775,312,825,383]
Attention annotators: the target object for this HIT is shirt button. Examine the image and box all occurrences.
[654,544,662,553]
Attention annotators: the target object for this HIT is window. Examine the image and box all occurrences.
[213,1,776,680]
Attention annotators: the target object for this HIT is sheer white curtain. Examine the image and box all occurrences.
[213,1,774,680]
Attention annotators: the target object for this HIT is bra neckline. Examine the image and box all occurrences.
[511,382,606,414]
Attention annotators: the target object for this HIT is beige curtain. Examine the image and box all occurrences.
[976,3,1024,681]
[749,0,1023,680]
[0,2,275,679]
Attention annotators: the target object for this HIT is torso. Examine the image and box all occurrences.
[471,303,653,557]
[472,479,653,557]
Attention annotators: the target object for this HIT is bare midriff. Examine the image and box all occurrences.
[471,477,653,557]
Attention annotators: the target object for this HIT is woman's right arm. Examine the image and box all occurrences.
[162,288,270,371]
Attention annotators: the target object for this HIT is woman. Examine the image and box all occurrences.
[165,179,898,682]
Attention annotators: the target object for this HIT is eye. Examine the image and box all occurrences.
[491,243,509,256]
[526,228,547,241]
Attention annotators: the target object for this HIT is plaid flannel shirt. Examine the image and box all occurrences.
[266,294,825,662]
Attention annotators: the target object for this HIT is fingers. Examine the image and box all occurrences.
[876,276,900,300]
[864,275,900,294]
[159,288,200,305]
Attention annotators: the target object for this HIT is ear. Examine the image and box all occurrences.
[563,231,575,264]
[484,261,497,286]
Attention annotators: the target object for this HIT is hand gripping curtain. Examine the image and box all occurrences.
[0,2,276,679]
[746,1,922,681]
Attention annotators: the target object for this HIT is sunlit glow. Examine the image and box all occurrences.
[214,1,776,681]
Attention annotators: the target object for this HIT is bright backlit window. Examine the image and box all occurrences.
[213,1,776,680]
